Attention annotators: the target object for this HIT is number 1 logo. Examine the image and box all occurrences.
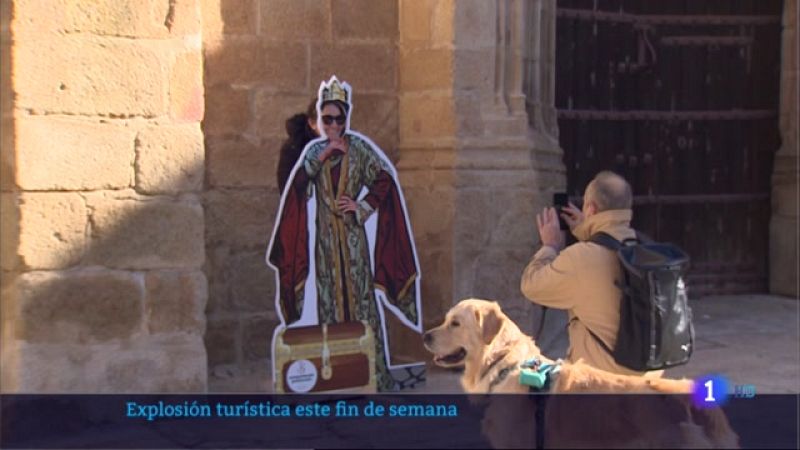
[693,375,730,408]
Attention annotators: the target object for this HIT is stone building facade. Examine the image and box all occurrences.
[0,0,796,392]
[771,0,799,298]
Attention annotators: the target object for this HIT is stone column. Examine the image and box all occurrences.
[398,0,565,334]
[769,0,799,298]
[1,0,207,392]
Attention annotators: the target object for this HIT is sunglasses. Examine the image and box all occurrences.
[321,114,346,125]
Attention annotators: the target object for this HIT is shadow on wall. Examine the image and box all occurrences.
[200,0,429,392]
[0,1,207,393]
[0,0,18,391]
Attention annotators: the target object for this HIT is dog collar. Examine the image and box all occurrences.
[487,363,518,392]
[479,350,510,382]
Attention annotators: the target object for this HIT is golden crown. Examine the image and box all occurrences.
[320,76,350,105]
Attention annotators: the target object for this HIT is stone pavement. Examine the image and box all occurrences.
[417,294,800,394]
[211,294,799,395]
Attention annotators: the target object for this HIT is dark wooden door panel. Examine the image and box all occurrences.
[555,0,782,296]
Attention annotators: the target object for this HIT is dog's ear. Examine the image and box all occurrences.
[480,306,503,345]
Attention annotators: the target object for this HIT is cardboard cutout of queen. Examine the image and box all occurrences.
[266,76,423,391]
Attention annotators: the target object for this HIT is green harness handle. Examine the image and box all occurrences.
[518,357,560,390]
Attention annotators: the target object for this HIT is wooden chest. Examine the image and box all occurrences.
[274,321,376,393]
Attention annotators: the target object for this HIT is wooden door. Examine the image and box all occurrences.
[555,0,783,296]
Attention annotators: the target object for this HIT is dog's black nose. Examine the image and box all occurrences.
[423,332,433,345]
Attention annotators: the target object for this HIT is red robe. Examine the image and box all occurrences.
[269,147,419,327]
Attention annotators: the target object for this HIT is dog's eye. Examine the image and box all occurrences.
[450,320,460,328]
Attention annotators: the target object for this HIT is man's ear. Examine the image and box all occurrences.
[480,306,503,345]
[585,201,597,217]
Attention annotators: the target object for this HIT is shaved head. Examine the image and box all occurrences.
[585,171,633,212]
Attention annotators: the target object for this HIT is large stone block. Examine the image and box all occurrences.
[769,215,799,297]
[12,337,206,392]
[16,117,135,190]
[11,341,105,392]
[17,193,86,270]
[454,49,493,91]
[260,0,330,41]
[332,0,398,41]
[14,37,169,117]
[453,190,496,247]
[0,193,19,270]
[170,51,205,122]
[779,70,797,138]
[0,337,19,392]
[104,342,207,392]
[14,270,144,344]
[165,0,204,37]
[145,270,207,335]
[399,94,455,142]
[772,177,799,218]
[204,244,235,315]
[453,0,495,48]
[13,0,199,38]
[204,39,305,89]
[86,192,204,269]
[431,0,455,47]
[136,124,205,194]
[207,136,280,188]
[399,48,453,91]
[205,318,238,366]
[202,84,251,136]
[457,186,536,248]
[204,37,262,85]
[400,0,434,43]
[350,93,398,155]
[783,0,797,30]
[403,186,454,245]
[243,315,278,361]
[453,93,484,137]
[205,189,276,248]
[0,0,10,34]
[1,35,11,116]
[0,117,13,191]
[310,43,396,92]
[229,250,275,313]
[458,248,530,306]
[252,91,315,139]
[201,0,257,40]
[417,248,454,325]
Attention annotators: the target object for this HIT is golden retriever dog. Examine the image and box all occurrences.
[424,299,739,448]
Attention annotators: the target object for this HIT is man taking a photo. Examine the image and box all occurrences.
[521,171,662,377]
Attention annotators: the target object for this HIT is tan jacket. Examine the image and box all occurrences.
[521,209,661,377]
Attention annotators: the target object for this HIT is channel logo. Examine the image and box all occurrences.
[692,374,730,408]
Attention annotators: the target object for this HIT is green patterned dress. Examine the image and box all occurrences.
[298,134,417,391]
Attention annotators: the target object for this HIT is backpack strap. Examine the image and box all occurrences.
[577,231,635,359]
[634,230,653,244]
[591,231,646,249]
[589,232,622,250]
[569,317,615,358]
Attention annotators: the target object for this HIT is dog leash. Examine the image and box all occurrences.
[518,357,562,449]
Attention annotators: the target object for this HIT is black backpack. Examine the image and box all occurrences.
[584,232,694,371]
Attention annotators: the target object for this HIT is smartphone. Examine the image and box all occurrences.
[553,192,569,230]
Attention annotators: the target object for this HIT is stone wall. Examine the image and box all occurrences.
[201,0,402,390]
[395,0,457,338]
[0,0,207,392]
[770,0,799,298]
